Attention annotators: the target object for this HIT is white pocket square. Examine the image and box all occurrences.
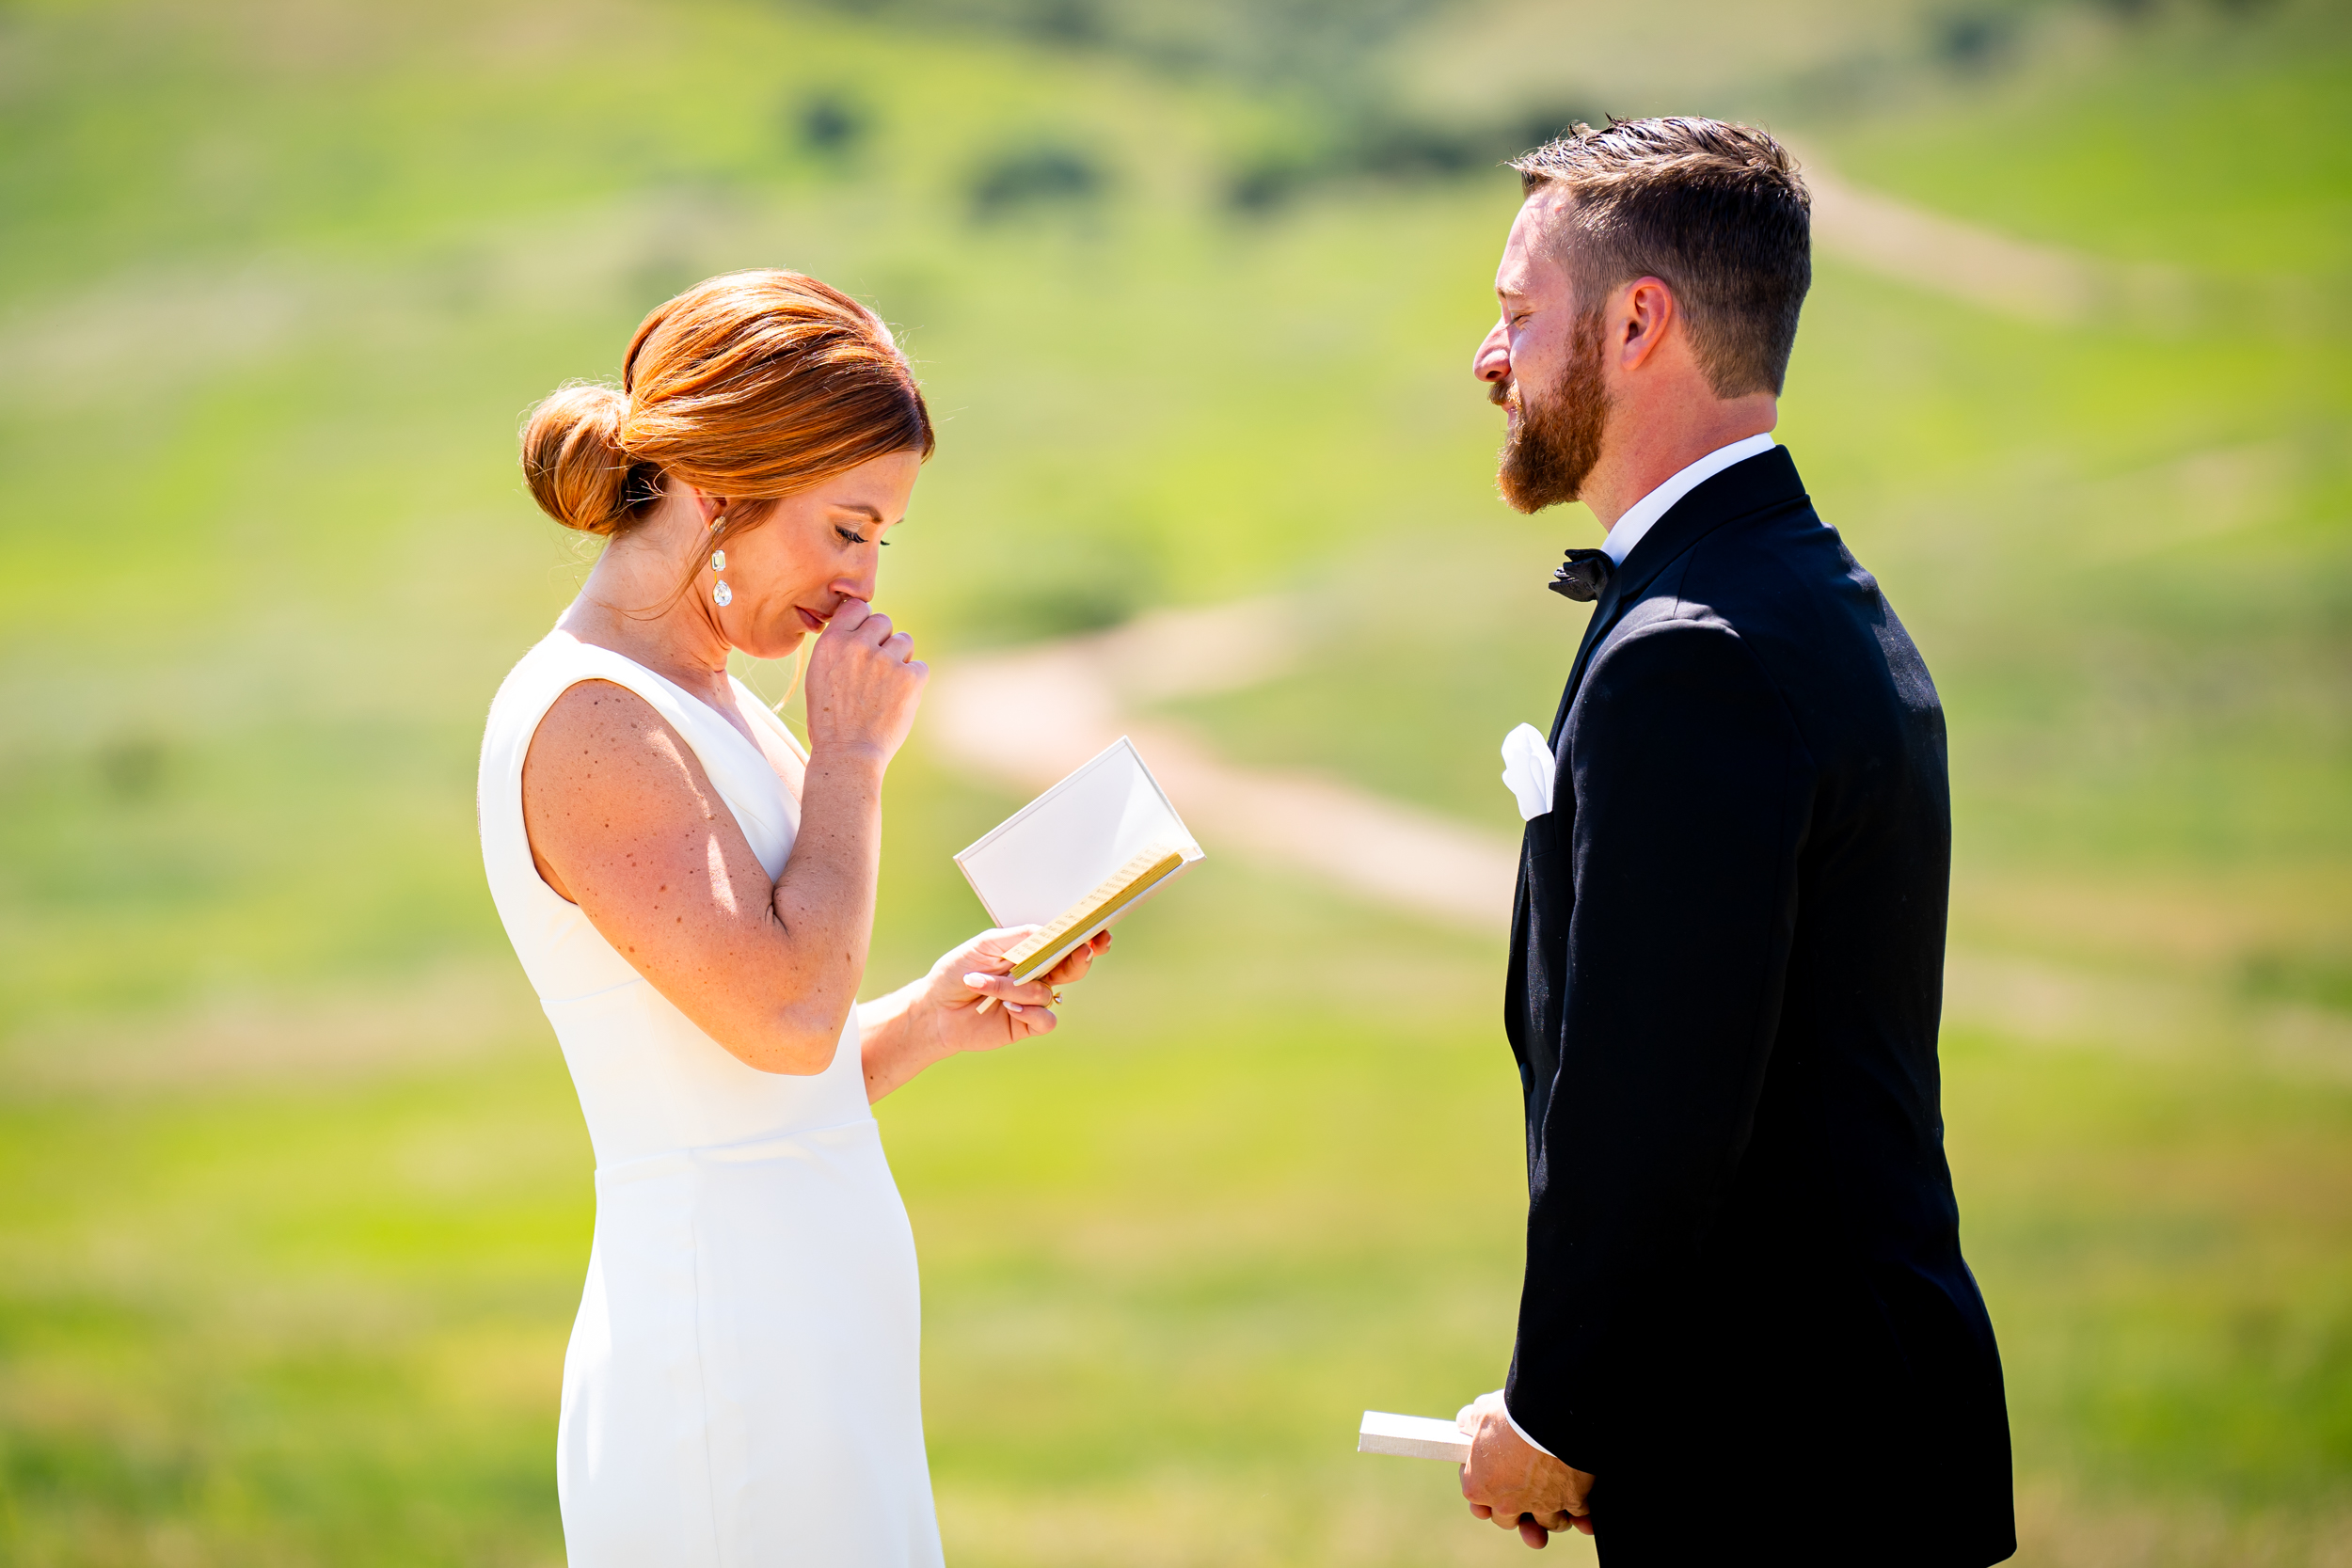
[1500,722,1556,821]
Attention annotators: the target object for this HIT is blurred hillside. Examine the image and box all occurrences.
[1,0,2348,1563]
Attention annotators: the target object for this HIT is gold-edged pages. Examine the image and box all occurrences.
[1001,846,1187,982]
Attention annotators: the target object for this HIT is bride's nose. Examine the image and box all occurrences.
[831,562,878,605]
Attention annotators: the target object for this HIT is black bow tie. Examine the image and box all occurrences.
[1549,547,1613,603]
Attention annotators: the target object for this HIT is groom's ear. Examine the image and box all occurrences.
[1613,277,1678,374]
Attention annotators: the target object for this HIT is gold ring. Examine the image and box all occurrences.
[1050,990,1065,1006]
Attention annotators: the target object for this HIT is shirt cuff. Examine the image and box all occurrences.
[1499,1395,1555,1459]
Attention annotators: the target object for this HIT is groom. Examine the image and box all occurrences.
[1454,119,2016,1563]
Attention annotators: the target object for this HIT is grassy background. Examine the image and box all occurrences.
[1,0,2347,1562]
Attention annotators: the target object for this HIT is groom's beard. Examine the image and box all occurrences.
[1495,311,1611,514]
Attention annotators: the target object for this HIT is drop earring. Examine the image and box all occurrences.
[709,515,732,607]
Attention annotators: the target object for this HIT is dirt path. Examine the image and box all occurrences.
[17,599,2342,1092]
[927,602,2351,1079]
[925,599,1522,933]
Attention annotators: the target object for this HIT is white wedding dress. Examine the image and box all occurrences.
[477,629,944,1568]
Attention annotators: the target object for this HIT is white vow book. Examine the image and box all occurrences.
[1358,1410,1471,1463]
[954,737,1205,982]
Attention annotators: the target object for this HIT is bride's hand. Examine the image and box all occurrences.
[918,927,1113,1053]
[803,599,926,766]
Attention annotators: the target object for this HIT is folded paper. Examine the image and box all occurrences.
[1357,1410,1471,1463]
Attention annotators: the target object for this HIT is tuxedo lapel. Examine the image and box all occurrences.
[1548,575,1623,745]
[1543,447,1809,749]
[1512,447,1815,1106]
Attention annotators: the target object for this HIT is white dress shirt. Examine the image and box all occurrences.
[1600,430,1777,566]
[1500,1395,1557,1459]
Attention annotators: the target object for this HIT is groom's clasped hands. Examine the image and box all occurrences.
[1457,1392,1596,1548]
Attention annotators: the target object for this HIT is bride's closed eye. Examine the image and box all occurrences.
[834,524,889,546]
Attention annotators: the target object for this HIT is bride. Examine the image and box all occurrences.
[477,269,1106,1566]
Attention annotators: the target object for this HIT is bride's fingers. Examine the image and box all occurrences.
[1040,931,1111,987]
[960,972,1059,1010]
[964,926,1039,963]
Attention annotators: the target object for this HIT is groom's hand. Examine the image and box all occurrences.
[1458,1391,1595,1547]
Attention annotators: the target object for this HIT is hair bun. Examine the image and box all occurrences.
[521,383,647,535]
[519,270,934,548]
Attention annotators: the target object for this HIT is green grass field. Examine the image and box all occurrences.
[2,0,2347,1562]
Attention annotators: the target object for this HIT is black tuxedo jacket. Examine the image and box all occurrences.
[1502,448,2014,1563]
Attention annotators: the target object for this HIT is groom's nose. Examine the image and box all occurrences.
[1474,317,1511,385]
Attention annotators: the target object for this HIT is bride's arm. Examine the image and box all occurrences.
[520,604,922,1075]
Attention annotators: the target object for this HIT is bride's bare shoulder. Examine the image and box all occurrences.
[521,681,725,901]
[526,679,717,803]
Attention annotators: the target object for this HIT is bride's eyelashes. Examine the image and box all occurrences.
[833,524,890,546]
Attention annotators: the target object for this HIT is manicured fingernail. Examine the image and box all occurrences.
[962,973,991,988]
[1005,1002,1024,1013]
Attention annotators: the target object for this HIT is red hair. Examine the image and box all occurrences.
[522,269,933,537]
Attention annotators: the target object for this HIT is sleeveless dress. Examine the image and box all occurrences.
[477,628,945,1568]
